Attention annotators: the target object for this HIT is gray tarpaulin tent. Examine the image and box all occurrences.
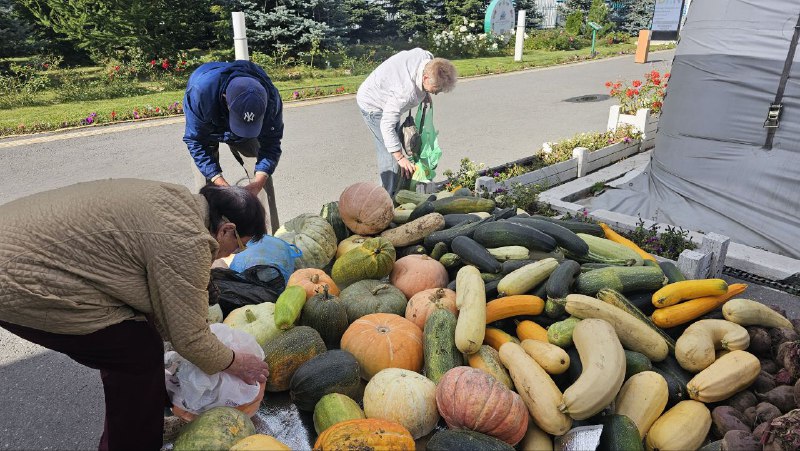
[580,0,800,258]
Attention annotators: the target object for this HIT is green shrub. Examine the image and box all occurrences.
[526,29,589,51]
[565,11,584,35]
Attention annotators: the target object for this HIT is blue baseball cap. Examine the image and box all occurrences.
[226,77,268,138]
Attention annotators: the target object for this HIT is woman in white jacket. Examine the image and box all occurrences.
[357,48,457,195]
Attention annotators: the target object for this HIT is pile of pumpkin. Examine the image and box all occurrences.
[172,181,800,451]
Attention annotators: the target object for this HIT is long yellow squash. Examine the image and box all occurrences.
[598,222,657,262]
[485,295,545,323]
[651,283,747,328]
[651,278,729,308]
[454,265,486,355]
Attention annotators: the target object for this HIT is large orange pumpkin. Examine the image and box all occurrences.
[287,268,340,299]
[338,182,394,235]
[313,418,414,450]
[405,288,458,330]
[340,313,423,380]
[390,254,449,299]
[435,366,529,445]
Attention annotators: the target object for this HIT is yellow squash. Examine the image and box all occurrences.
[651,278,728,308]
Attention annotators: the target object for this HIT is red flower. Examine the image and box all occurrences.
[161,59,169,69]
[626,89,635,98]
[605,81,612,87]
[114,65,120,71]
[633,89,640,95]
[652,101,663,109]
[613,82,622,89]
[664,72,670,79]
[149,59,156,66]
[632,80,642,88]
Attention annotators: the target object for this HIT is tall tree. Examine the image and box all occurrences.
[340,0,391,43]
[611,0,655,35]
[0,0,34,57]
[236,0,334,56]
[444,0,485,27]
[19,0,219,61]
[515,0,543,29]
[387,0,433,37]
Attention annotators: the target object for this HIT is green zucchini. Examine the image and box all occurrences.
[597,414,644,451]
[544,260,581,319]
[652,355,691,407]
[443,213,481,228]
[394,189,431,206]
[430,196,495,215]
[408,199,435,222]
[451,235,502,274]
[439,252,462,269]
[480,272,503,282]
[320,201,350,243]
[575,266,666,295]
[529,248,566,262]
[547,316,580,348]
[473,221,557,252]
[508,217,590,256]
[396,244,428,258]
[575,233,644,266]
[423,216,494,249]
[624,350,653,379]
[500,259,537,274]
[492,207,517,220]
[429,241,448,261]
[423,309,462,383]
[529,215,605,236]
[451,187,473,197]
[658,260,686,284]
[580,262,617,273]
[596,288,676,353]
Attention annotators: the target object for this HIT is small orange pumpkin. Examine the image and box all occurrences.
[287,268,340,299]
[338,182,394,235]
[390,254,449,299]
[340,313,423,380]
[313,418,415,450]
[405,288,458,330]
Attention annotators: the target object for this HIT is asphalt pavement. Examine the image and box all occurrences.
[0,51,679,450]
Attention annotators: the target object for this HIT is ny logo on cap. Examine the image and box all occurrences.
[243,111,255,122]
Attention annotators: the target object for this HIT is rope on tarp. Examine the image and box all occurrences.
[723,265,800,297]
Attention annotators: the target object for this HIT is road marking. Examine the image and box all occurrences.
[0,50,672,150]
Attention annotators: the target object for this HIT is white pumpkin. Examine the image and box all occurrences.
[222,302,282,347]
[275,213,337,269]
[363,368,439,439]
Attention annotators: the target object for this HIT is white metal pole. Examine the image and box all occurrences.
[514,11,526,62]
[232,12,249,61]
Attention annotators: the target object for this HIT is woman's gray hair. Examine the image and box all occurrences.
[424,58,458,93]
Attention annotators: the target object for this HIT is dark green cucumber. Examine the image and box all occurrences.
[429,241,448,261]
[492,207,517,220]
[443,213,481,228]
[544,259,581,318]
[423,216,494,249]
[423,309,462,383]
[480,272,503,282]
[575,266,666,295]
[624,350,653,380]
[529,215,605,236]
[531,281,548,300]
[439,252,462,269]
[430,196,495,215]
[408,199,435,222]
[652,354,691,408]
[473,221,557,252]
[508,217,590,256]
[659,260,687,283]
[394,189,432,206]
[396,244,428,258]
[451,235,501,274]
[597,414,644,451]
[595,288,676,353]
[501,259,537,274]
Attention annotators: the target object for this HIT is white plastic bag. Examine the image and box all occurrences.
[165,323,264,415]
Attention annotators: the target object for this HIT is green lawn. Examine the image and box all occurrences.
[0,42,672,136]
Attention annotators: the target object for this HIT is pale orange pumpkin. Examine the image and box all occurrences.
[313,418,414,450]
[390,254,449,299]
[287,268,340,299]
[363,368,439,439]
[435,366,529,445]
[338,182,394,235]
[340,313,423,380]
[405,288,458,330]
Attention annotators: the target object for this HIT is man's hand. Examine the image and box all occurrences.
[392,151,416,179]
[212,175,230,187]
[245,172,268,197]
[224,351,269,385]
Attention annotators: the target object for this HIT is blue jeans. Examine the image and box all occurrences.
[360,109,403,196]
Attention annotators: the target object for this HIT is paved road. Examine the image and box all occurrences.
[0,51,675,450]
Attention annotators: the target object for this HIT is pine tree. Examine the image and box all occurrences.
[612,0,655,35]
[444,0,485,27]
[340,0,391,43]
[515,0,543,29]
[0,0,34,57]
[387,0,434,37]
[236,0,333,56]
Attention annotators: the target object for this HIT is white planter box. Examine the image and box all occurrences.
[475,139,641,194]
[607,106,658,150]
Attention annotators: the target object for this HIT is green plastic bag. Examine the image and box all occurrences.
[410,103,442,189]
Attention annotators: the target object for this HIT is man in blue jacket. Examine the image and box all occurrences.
[183,60,283,233]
